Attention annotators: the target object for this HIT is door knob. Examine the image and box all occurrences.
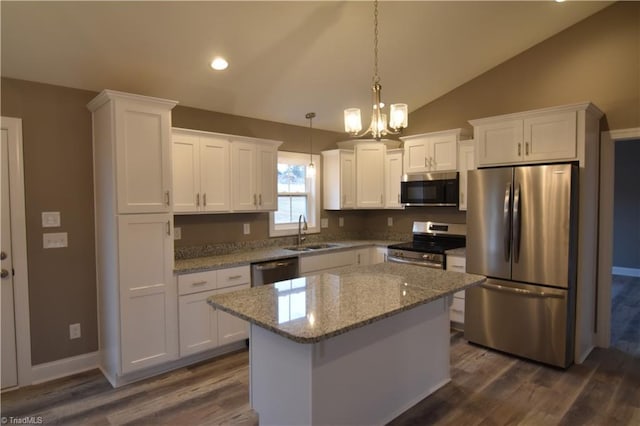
[1,269,9,278]
[0,251,6,260]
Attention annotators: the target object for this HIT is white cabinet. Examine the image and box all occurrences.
[322,150,356,210]
[401,128,470,174]
[446,254,466,327]
[172,129,230,213]
[231,140,281,211]
[88,90,178,386]
[354,248,371,266]
[457,140,476,211]
[178,266,250,357]
[373,247,388,264]
[471,106,581,166]
[356,143,385,208]
[299,250,357,276]
[88,90,175,214]
[384,149,404,209]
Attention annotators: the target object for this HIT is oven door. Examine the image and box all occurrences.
[400,173,458,207]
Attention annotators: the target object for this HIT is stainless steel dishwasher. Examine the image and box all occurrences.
[251,257,299,286]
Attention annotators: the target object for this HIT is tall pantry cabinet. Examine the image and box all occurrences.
[88,90,178,387]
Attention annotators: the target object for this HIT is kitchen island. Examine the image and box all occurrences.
[208,262,485,425]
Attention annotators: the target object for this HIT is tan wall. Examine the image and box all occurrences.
[1,1,637,365]
[407,2,640,135]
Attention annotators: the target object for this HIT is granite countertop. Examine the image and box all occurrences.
[174,240,401,274]
[207,262,485,344]
[445,247,466,257]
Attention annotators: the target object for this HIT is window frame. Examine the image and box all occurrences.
[269,151,321,237]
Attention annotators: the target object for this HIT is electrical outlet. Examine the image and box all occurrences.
[174,227,182,240]
[42,211,61,228]
[321,218,328,228]
[339,217,344,227]
[387,217,393,227]
[243,223,251,235]
[69,323,81,340]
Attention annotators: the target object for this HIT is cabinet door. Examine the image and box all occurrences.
[457,141,476,211]
[356,144,385,208]
[341,151,356,208]
[385,150,403,208]
[179,290,219,356]
[430,135,458,171]
[217,284,250,345]
[115,99,172,213]
[172,132,200,213]
[231,141,257,211]
[354,248,371,266]
[476,119,523,166]
[524,111,577,162]
[200,135,231,212]
[118,214,177,374]
[256,145,278,211]
[403,139,429,174]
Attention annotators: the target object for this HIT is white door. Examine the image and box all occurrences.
[385,150,403,208]
[256,145,278,211]
[403,139,429,174]
[430,135,458,171]
[200,135,230,212]
[340,152,356,208]
[524,111,577,162]
[118,214,177,374]
[179,290,219,356]
[1,129,18,389]
[476,119,523,166]
[356,144,385,208]
[231,142,257,211]
[172,132,200,213]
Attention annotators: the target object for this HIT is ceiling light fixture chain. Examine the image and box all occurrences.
[306,112,316,178]
[344,0,408,141]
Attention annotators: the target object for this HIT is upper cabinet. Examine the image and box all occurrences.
[401,128,471,174]
[385,149,404,209]
[322,150,356,210]
[172,129,230,213]
[88,90,177,214]
[231,139,281,212]
[356,143,386,208]
[470,103,601,167]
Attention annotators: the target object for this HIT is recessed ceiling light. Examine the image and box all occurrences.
[210,57,229,71]
[555,0,566,3]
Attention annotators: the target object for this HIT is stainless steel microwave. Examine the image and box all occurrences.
[400,172,459,207]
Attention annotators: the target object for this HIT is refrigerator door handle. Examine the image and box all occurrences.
[513,183,521,263]
[480,282,565,299]
[503,183,512,262]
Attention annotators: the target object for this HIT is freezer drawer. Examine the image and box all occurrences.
[464,279,574,368]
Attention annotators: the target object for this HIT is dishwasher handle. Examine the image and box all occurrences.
[254,260,296,271]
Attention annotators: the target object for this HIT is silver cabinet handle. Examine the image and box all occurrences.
[203,193,207,206]
[166,220,171,236]
[424,157,428,167]
[253,194,257,206]
[227,275,243,280]
[525,142,530,156]
[165,190,171,206]
[517,143,521,156]
[259,194,262,206]
[191,280,207,286]
[397,193,400,203]
[196,193,200,207]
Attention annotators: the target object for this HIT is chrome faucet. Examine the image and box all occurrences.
[297,214,308,246]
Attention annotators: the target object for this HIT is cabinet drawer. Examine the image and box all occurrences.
[446,255,466,272]
[450,297,465,324]
[218,265,251,288]
[178,270,217,295]
[300,251,356,274]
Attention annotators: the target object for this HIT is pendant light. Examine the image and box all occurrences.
[306,112,316,178]
[344,0,408,140]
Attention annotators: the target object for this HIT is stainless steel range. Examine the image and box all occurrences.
[387,221,466,269]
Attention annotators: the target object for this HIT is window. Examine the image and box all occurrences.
[269,151,320,237]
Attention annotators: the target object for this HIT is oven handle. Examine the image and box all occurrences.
[387,255,442,269]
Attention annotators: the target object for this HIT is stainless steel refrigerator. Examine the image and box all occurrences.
[465,163,578,368]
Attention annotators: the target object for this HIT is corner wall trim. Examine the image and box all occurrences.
[31,352,99,385]
[612,267,640,278]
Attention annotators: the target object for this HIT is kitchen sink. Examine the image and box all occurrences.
[284,243,339,252]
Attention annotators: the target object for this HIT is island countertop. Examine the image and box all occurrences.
[207,262,485,343]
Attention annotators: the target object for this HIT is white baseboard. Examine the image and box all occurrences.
[31,351,99,385]
[612,267,640,277]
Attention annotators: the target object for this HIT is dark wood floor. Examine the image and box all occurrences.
[3,328,639,425]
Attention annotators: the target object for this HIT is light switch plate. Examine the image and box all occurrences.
[42,211,61,228]
[243,223,251,235]
[174,227,182,240]
[43,232,68,249]
[321,218,328,228]
[339,217,344,227]
[387,217,393,227]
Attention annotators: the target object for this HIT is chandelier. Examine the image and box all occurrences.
[344,0,408,141]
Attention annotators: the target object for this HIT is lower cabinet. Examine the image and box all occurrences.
[446,254,466,328]
[299,246,382,276]
[177,266,250,357]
